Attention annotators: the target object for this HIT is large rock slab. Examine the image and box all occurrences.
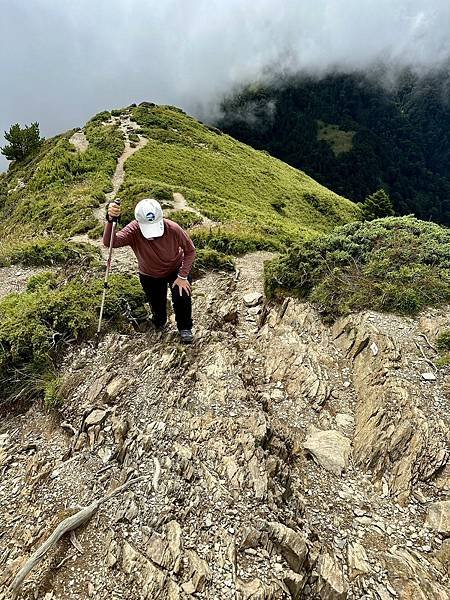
[316,551,348,599]
[303,429,351,475]
[426,500,450,534]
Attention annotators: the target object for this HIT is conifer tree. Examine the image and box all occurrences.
[1,122,43,162]
[361,189,395,220]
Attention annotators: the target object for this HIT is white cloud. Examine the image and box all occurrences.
[1,0,449,169]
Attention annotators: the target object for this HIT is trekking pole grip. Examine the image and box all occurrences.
[112,198,121,223]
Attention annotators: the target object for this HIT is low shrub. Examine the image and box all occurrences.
[265,216,450,319]
[0,238,98,267]
[437,330,450,352]
[191,226,279,256]
[168,210,202,229]
[436,331,450,367]
[89,111,111,122]
[193,248,235,276]
[0,273,146,403]
[26,271,58,292]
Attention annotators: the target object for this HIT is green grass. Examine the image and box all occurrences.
[0,271,145,404]
[437,330,450,367]
[265,216,450,319]
[0,236,98,267]
[116,104,360,252]
[317,120,355,155]
[168,210,203,229]
[0,117,124,258]
[193,248,235,276]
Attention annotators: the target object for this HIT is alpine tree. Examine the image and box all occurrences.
[1,122,43,162]
[361,189,395,221]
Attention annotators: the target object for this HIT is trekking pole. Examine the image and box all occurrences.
[97,199,121,335]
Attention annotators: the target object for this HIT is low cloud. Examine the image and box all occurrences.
[1,0,449,170]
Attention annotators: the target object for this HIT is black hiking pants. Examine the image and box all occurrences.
[139,270,193,331]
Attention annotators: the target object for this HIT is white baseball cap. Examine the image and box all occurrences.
[135,198,165,238]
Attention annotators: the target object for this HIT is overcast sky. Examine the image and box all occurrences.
[1,0,450,170]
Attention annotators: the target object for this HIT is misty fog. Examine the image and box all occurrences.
[1,0,449,170]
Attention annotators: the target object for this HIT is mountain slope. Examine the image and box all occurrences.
[0,102,359,266]
[218,70,450,225]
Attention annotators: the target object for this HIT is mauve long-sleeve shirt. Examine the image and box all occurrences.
[103,218,196,278]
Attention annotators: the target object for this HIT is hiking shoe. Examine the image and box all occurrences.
[179,329,194,344]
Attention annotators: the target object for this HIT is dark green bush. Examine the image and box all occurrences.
[191,226,279,256]
[1,122,44,162]
[437,330,450,352]
[168,210,202,229]
[0,238,97,267]
[265,216,450,319]
[89,111,111,122]
[26,271,58,292]
[192,249,235,276]
[0,273,146,402]
[361,189,395,221]
[151,186,174,202]
[436,330,450,367]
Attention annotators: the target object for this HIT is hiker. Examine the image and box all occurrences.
[103,198,196,343]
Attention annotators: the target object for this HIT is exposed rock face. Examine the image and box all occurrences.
[1,253,449,599]
[426,501,450,534]
[316,551,348,599]
[333,312,449,504]
[303,429,351,475]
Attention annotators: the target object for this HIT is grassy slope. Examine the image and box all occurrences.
[0,112,123,265]
[119,104,360,249]
[0,103,360,262]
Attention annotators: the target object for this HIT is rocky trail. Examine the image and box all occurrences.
[1,247,449,599]
[1,110,449,599]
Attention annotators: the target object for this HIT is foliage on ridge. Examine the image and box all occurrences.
[265,216,450,319]
[0,271,146,404]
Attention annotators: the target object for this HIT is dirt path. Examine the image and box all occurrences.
[166,192,215,226]
[70,113,148,272]
[0,266,48,299]
[93,115,148,224]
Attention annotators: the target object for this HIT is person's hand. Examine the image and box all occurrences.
[173,277,191,296]
[108,202,121,220]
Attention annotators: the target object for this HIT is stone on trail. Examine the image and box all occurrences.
[347,541,370,580]
[421,372,437,381]
[317,551,348,599]
[335,413,354,429]
[426,500,450,533]
[243,292,263,307]
[303,429,351,475]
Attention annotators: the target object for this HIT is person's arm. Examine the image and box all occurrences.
[171,224,196,297]
[177,227,196,278]
[102,221,135,248]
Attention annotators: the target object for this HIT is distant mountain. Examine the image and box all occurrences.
[218,70,450,225]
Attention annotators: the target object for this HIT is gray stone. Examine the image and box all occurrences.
[243,292,263,307]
